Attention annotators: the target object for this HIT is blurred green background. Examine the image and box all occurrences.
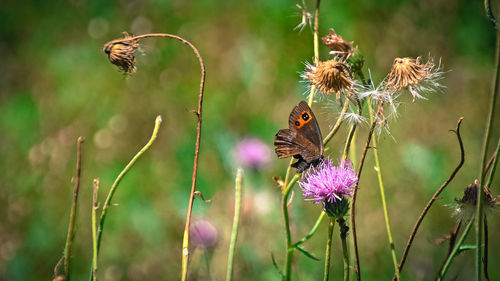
[1,0,499,280]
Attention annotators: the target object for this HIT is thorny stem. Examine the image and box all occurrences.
[367,98,399,281]
[477,1,499,277]
[337,217,350,281]
[93,116,162,280]
[395,118,464,280]
[226,169,243,281]
[350,100,384,281]
[323,218,335,281]
[62,136,84,280]
[437,218,474,281]
[92,179,99,281]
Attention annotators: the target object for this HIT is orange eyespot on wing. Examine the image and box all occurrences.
[294,110,312,129]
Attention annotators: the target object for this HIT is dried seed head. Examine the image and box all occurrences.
[454,180,498,219]
[386,57,432,90]
[321,29,354,61]
[385,57,441,102]
[103,33,140,73]
[303,59,354,99]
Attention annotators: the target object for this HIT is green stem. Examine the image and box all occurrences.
[486,138,500,188]
[226,169,243,281]
[294,212,326,247]
[63,136,84,280]
[91,179,99,281]
[307,0,321,106]
[92,116,162,279]
[367,99,400,280]
[337,217,350,281]
[323,218,335,281]
[477,12,500,279]
[438,219,474,281]
[283,174,301,281]
[323,99,350,146]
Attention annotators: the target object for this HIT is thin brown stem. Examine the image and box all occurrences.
[124,33,206,280]
[351,100,384,281]
[395,118,464,279]
[63,136,84,280]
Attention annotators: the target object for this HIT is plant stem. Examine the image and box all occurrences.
[484,217,490,281]
[477,1,499,276]
[486,138,500,188]
[351,100,384,281]
[366,99,400,280]
[395,118,464,280]
[226,169,243,281]
[437,218,474,281]
[283,174,301,281]
[337,217,350,281]
[92,178,99,281]
[93,116,162,279]
[437,217,462,276]
[63,136,84,280]
[307,0,321,106]
[294,211,326,247]
[323,218,335,281]
[323,99,350,146]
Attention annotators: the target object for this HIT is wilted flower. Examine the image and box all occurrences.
[191,219,219,249]
[321,29,354,61]
[299,157,357,204]
[303,59,354,99]
[103,33,140,73]
[384,56,443,102]
[453,180,498,219]
[234,137,272,170]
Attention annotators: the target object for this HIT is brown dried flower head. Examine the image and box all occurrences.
[454,180,498,218]
[321,29,354,61]
[303,59,353,99]
[385,56,439,101]
[103,33,140,74]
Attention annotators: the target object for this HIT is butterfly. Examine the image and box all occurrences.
[274,101,324,173]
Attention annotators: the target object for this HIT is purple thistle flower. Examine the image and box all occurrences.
[190,219,219,249]
[298,157,358,204]
[233,137,272,170]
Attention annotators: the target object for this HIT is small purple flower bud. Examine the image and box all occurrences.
[190,219,218,249]
[298,157,358,206]
[234,137,272,170]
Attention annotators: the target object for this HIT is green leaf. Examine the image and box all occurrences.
[457,244,477,255]
[271,252,285,280]
[295,245,320,261]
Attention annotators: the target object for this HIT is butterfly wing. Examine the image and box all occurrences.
[274,101,324,172]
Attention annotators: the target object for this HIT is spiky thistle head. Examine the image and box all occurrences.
[453,180,498,220]
[302,59,354,99]
[384,56,443,102]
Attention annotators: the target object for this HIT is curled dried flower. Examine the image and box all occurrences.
[385,56,443,102]
[303,59,354,99]
[453,180,498,219]
[103,33,140,73]
[321,29,354,61]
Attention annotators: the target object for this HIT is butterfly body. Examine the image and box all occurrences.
[274,101,324,173]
